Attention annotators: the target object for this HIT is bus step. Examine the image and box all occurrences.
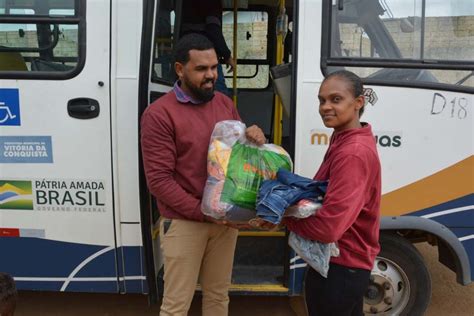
[232,264,284,285]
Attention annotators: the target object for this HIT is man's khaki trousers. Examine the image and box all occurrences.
[159,217,238,316]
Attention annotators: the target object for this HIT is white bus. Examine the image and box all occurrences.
[0,0,472,315]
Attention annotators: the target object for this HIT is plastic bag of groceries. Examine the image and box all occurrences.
[202,120,292,222]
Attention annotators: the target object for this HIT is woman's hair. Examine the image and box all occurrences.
[324,70,365,116]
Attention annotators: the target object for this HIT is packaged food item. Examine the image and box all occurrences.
[202,120,292,222]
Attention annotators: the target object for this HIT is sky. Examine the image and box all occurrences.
[384,0,474,17]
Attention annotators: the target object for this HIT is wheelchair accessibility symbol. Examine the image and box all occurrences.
[0,102,17,123]
[0,89,21,126]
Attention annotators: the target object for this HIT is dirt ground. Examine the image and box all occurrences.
[14,242,474,316]
[414,243,473,316]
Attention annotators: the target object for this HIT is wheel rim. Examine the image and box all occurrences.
[363,256,411,315]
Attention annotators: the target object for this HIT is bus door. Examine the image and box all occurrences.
[220,2,293,295]
[141,0,297,296]
[140,0,180,298]
[0,0,118,293]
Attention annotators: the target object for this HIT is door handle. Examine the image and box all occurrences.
[67,98,100,119]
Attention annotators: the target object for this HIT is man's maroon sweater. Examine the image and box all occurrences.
[141,91,240,222]
[286,124,381,270]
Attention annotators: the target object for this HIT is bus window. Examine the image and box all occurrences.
[325,0,474,90]
[151,0,175,84]
[8,8,35,15]
[223,11,270,89]
[0,0,84,78]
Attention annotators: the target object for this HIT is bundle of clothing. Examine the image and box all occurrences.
[201,120,292,222]
[256,169,339,277]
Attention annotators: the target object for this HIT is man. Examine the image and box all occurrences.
[0,273,17,316]
[141,34,265,316]
[181,0,235,96]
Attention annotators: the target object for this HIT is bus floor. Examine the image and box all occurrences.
[14,243,474,316]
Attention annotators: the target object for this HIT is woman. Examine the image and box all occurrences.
[285,70,382,315]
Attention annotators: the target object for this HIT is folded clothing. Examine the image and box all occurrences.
[289,232,340,278]
[256,168,327,224]
[255,168,338,278]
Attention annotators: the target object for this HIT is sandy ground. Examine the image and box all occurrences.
[415,243,473,316]
[14,242,474,315]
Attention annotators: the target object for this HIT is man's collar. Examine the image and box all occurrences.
[173,80,204,105]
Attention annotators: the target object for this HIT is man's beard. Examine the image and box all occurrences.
[183,76,215,102]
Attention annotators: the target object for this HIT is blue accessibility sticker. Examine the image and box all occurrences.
[0,136,53,163]
[0,88,21,126]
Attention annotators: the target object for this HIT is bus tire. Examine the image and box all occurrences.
[364,233,432,316]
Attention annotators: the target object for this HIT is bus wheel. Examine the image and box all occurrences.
[363,233,431,316]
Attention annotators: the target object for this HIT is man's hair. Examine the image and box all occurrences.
[174,34,215,64]
[325,70,365,116]
[0,273,17,314]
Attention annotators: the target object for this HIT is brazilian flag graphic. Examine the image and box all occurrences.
[0,180,33,210]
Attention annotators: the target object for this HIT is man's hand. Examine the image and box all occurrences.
[225,222,253,230]
[249,218,281,231]
[225,56,236,73]
[245,125,266,146]
[204,215,252,230]
[204,215,227,225]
